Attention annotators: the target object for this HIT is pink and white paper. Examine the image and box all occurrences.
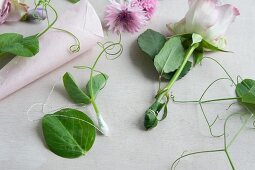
[0,0,104,101]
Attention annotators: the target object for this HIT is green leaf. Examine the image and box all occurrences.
[22,35,39,55]
[68,0,80,3]
[236,79,255,104]
[154,37,185,74]
[193,48,204,66]
[179,33,227,52]
[63,72,91,104]
[138,29,166,59]
[42,108,96,158]
[0,33,39,57]
[162,61,192,80]
[201,40,226,52]
[86,73,108,99]
[162,104,168,121]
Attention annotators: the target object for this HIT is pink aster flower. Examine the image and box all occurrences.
[104,0,147,33]
[132,0,157,20]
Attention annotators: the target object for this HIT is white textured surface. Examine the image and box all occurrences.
[0,0,255,170]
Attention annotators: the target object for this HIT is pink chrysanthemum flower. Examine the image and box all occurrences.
[104,0,147,33]
[132,0,157,20]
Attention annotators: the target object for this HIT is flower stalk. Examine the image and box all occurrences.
[156,43,199,102]
[144,43,200,130]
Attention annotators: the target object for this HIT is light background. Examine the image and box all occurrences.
[0,0,255,170]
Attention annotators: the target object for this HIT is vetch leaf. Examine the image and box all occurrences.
[162,61,192,80]
[236,79,255,104]
[159,104,168,121]
[0,33,23,46]
[86,73,108,99]
[138,29,166,59]
[63,72,91,104]
[201,39,226,52]
[21,35,40,55]
[0,33,39,57]
[154,37,185,74]
[193,48,204,66]
[42,108,96,158]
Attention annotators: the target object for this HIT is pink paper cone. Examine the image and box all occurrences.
[0,0,104,101]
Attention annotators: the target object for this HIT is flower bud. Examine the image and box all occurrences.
[22,8,46,22]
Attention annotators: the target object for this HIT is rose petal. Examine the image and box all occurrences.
[206,4,240,39]
[185,0,219,36]
[0,0,11,24]
[6,0,28,22]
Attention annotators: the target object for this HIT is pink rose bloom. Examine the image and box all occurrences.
[0,0,11,24]
[132,0,157,20]
[0,0,28,24]
[168,0,240,49]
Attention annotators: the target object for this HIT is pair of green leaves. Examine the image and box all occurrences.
[42,72,108,158]
[63,72,108,104]
[138,29,193,81]
[236,79,255,107]
[138,29,225,77]
[0,33,39,58]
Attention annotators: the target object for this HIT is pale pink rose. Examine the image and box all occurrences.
[6,0,28,22]
[168,0,240,48]
[0,0,28,24]
[0,0,11,24]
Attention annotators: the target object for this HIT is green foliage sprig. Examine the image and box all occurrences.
[62,36,123,136]
[0,0,81,59]
[138,29,227,130]
[170,58,255,170]
[41,36,123,158]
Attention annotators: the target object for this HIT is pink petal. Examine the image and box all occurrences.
[6,0,28,22]
[0,0,11,24]
[206,4,240,39]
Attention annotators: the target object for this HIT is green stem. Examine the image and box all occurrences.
[89,37,122,116]
[173,97,240,104]
[37,3,58,38]
[89,49,106,101]
[225,150,235,170]
[171,149,225,170]
[201,97,241,104]
[91,100,100,117]
[51,27,81,53]
[88,49,105,117]
[227,114,253,148]
[156,43,199,103]
[203,57,236,86]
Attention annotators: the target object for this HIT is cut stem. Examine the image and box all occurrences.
[156,43,199,103]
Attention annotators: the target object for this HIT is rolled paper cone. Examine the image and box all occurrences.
[0,0,104,101]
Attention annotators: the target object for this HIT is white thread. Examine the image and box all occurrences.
[25,77,105,134]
